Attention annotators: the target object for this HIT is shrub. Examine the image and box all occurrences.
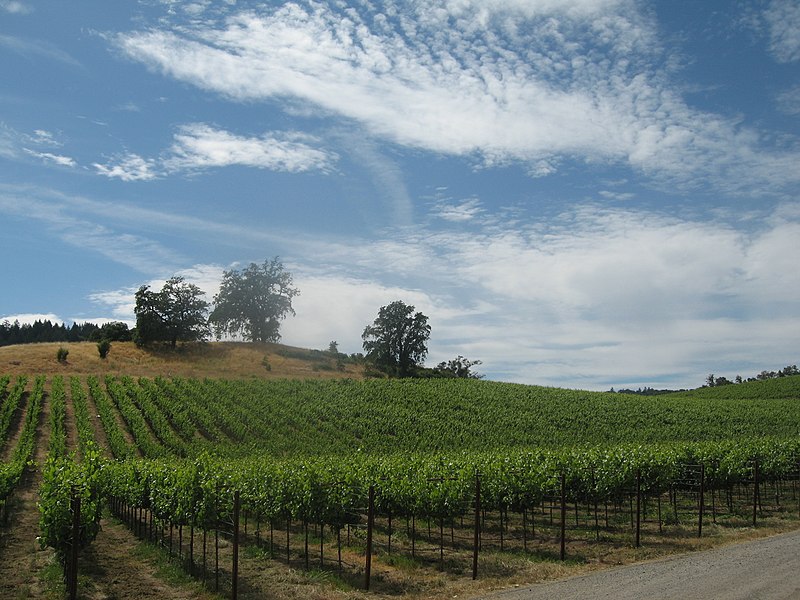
[56,347,69,363]
[97,339,111,359]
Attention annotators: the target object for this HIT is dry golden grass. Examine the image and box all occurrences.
[0,341,366,380]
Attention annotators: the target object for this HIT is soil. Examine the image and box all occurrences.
[77,516,213,600]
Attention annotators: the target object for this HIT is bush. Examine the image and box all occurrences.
[97,339,111,359]
[56,347,69,363]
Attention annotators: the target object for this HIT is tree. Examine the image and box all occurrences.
[134,276,210,347]
[209,258,299,343]
[362,300,430,377]
[92,321,132,342]
[434,355,484,379]
[97,339,111,359]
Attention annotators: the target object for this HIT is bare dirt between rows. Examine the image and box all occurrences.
[77,516,212,600]
[476,528,800,600]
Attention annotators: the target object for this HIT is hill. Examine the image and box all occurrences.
[0,340,366,380]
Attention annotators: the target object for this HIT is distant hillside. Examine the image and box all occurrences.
[0,341,366,380]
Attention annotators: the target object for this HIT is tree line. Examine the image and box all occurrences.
[0,320,130,347]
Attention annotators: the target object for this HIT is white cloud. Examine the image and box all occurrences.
[598,190,634,201]
[280,274,439,352]
[165,123,335,173]
[332,130,413,226]
[28,129,61,146]
[434,198,484,222]
[86,289,138,322]
[763,0,800,63]
[0,124,17,159]
[113,1,800,195]
[24,149,76,167]
[777,84,800,114]
[0,34,81,67]
[94,153,158,181]
[94,124,335,180]
[0,313,61,325]
[0,1,32,15]
[1,124,65,161]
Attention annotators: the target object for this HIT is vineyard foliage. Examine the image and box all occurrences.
[117,376,800,456]
[0,376,44,511]
[1,372,796,560]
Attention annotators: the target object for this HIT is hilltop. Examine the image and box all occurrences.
[0,341,366,380]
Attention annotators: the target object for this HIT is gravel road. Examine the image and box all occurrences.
[474,530,800,600]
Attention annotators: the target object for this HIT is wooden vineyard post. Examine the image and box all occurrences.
[560,472,566,562]
[472,472,481,580]
[232,490,240,600]
[753,460,759,527]
[698,463,705,538]
[364,484,375,591]
[635,469,641,548]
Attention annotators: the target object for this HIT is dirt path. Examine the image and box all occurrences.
[476,529,800,600]
[78,516,214,600]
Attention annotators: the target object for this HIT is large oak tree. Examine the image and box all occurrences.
[362,300,430,377]
[134,276,210,347]
[209,258,299,343]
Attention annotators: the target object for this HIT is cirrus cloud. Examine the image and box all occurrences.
[93,123,335,180]
[113,1,800,195]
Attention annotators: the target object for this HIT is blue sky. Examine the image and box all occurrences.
[1,0,798,390]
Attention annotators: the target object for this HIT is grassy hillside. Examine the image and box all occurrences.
[0,341,366,380]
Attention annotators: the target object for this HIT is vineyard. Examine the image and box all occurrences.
[0,371,799,598]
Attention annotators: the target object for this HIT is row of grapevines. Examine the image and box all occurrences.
[13,375,45,464]
[0,376,45,510]
[87,376,134,460]
[0,376,27,451]
[104,376,166,459]
[156,377,227,443]
[173,378,254,445]
[0,374,10,405]
[70,377,96,459]
[100,437,800,532]
[48,376,68,459]
[37,376,105,566]
[115,376,188,456]
[139,377,197,445]
[38,442,104,563]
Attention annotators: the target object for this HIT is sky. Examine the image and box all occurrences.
[1,0,798,390]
